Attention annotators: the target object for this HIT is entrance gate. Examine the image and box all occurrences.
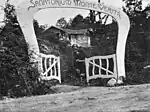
[39,53,61,83]
[10,0,130,83]
[85,54,117,84]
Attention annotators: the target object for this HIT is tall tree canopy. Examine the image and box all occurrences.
[56,17,68,28]
[71,14,84,28]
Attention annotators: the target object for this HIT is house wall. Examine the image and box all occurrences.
[71,35,91,47]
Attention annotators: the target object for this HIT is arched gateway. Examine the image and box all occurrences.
[9,0,130,83]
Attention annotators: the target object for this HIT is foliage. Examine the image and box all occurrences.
[123,0,142,16]
[38,36,84,85]
[123,0,150,84]
[0,34,55,98]
[0,3,54,99]
[1,0,150,100]
[33,19,45,36]
[70,14,84,28]
[53,4,150,85]
[56,17,68,28]
[55,11,109,29]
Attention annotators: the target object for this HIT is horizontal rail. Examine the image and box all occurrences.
[86,54,116,60]
[40,53,59,59]
[88,74,117,80]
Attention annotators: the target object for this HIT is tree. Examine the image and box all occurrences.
[123,0,149,58]
[123,0,142,15]
[0,3,55,98]
[2,2,47,69]
[142,5,150,64]
[122,0,150,83]
[1,3,44,38]
[123,0,144,28]
[1,3,22,36]
[33,19,45,36]
[70,14,83,28]
[89,10,96,24]
[56,14,84,29]
[56,17,68,28]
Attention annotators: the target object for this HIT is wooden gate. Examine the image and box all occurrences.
[39,53,61,83]
[85,54,117,84]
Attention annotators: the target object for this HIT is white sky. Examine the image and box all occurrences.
[0,0,150,27]
[34,0,123,26]
[34,8,89,26]
[0,0,5,19]
[0,0,5,27]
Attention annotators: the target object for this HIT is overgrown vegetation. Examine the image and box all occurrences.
[0,34,56,99]
[123,0,150,84]
[0,3,55,99]
[1,0,150,99]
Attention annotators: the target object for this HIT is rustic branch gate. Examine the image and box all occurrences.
[39,53,61,83]
[85,54,117,84]
[12,0,130,82]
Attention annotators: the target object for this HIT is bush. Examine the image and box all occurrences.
[125,33,149,85]
[0,34,54,98]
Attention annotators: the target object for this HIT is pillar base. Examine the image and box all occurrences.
[117,76,124,84]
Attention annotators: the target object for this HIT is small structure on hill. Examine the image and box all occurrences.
[43,26,91,47]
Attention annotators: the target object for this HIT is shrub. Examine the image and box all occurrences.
[0,34,54,98]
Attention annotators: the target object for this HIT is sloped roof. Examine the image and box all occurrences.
[43,26,88,35]
[63,29,88,35]
[43,23,118,36]
[43,26,65,34]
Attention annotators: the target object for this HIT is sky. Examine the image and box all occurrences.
[0,0,123,26]
[0,0,150,27]
[34,8,89,26]
[34,0,123,26]
[0,0,5,26]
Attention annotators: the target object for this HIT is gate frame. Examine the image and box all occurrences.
[85,54,118,84]
[39,53,61,83]
[9,0,130,82]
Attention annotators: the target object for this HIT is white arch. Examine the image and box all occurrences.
[10,0,130,80]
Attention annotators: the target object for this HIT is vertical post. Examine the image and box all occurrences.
[106,58,109,76]
[113,54,117,79]
[92,59,95,76]
[44,57,47,78]
[39,54,43,77]
[16,10,42,75]
[54,58,57,77]
[85,58,90,85]
[50,57,52,77]
[17,11,40,61]
[99,58,101,75]
[116,14,130,83]
[58,57,61,83]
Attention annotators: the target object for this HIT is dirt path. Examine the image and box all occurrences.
[0,84,150,112]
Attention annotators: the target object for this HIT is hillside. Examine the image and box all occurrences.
[0,84,150,112]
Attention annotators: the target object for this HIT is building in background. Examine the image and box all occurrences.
[42,26,91,47]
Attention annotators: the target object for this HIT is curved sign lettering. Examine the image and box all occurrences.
[10,0,130,81]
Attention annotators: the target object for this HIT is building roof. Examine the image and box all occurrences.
[43,26,64,34]
[63,29,88,35]
[43,23,118,36]
[43,26,88,35]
